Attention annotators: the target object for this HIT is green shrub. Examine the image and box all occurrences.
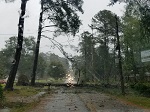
[134,83,148,92]
[0,84,4,105]
[16,75,29,86]
[129,83,135,89]
[133,83,150,97]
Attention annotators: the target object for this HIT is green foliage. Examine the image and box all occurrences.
[16,75,29,86]
[0,36,36,78]
[0,64,4,78]
[130,83,150,96]
[91,10,119,83]
[43,0,83,36]
[47,53,69,71]
[122,2,150,83]
[79,31,93,80]
[48,61,66,79]
[36,53,47,78]
[92,10,117,37]
[0,84,4,105]
[134,83,148,92]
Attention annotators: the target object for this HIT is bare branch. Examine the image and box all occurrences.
[41,35,75,62]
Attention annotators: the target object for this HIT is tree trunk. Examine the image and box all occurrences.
[131,49,137,83]
[103,27,109,84]
[91,26,94,82]
[31,1,43,86]
[77,69,81,85]
[115,15,125,95]
[84,40,87,81]
[5,0,28,90]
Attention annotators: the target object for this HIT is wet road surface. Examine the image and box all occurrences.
[30,87,89,112]
[30,87,149,112]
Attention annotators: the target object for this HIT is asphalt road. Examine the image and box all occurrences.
[30,87,89,112]
[30,87,149,112]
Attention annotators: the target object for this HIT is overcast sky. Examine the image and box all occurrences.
[0,0,125,57]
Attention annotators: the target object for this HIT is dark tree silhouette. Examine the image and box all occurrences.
[31,0,83,86]
[5,0,28,90]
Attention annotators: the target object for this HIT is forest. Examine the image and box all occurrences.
[0,0,150,111]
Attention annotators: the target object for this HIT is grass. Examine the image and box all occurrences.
[0,85,47,112]
[119,95,150,109]
[35,78,64,84]
[103,88,150,109]
[1,84,5,88]
[9,100,39,112]
[4,86,39,97]
[82,85,150,109]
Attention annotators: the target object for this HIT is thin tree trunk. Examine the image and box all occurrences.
[77,69,81,85]
[31,1,43,86]
[115,15,125,95]
[130,49,137,83]
[5,0,27,90]
[103,27,109,84]
[91,26,94,82]
[84,38,87,80]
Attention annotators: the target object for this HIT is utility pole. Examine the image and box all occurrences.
[115,15,125,95]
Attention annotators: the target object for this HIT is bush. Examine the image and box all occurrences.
[16,75,29,86]
[132,83,150,97]
[134,83,148,92]
[129,83,135,89]
[0,84,4,105]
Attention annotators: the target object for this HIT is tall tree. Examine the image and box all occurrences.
[122,1,150,83]
[110,0,150,33]
[91,10,117,83]
[48,61,66,79]
[31,0,44,86]
[122,7,141,83]
[79,31,93,81]
[31,0,83,85]
[115,15,125,95]
[0,37,36,78]
[5,0,28,90]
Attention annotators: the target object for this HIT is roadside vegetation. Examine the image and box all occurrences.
[0,84,4,108]
[0,84,51,111]
[80,83,150,109]
[1,0,150,111]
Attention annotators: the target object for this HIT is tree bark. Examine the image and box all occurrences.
[77,69,81,85]
[91,26,94,82]
[5,0,28,90]
[31,1,43,86]
[115,15,125,95]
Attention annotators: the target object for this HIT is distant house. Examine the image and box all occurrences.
[0,79,6,84]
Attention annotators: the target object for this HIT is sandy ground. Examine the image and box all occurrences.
[29,87,150,112]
